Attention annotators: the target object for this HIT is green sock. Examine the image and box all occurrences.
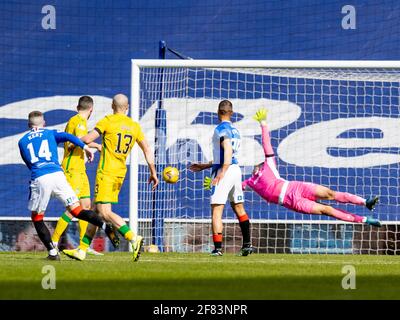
[79,235,92,252]
[118,225,134,241]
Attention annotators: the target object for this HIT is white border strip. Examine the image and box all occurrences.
[129,61,140,237]
[132,59,400,69]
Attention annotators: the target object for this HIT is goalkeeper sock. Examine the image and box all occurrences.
[334,192,365,206]
[79,234,93,252]
[78,219,89,247]
[31,213,55,252]
[118,224,134,241]
[330,207,364,223]
[52,212,71,244]
[213,233,223,250]
[238,214,251,246]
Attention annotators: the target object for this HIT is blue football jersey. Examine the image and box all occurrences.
[212,121,241,174]
[18,128,85,179]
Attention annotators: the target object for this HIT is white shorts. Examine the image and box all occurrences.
[28,171,79,213]
[210,164,244,205]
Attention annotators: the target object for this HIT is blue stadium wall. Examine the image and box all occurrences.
[1,0,400,221]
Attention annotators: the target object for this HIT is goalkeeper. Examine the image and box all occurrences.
[240,108,381,227]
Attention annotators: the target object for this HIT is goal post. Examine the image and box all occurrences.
[130,59,400,254]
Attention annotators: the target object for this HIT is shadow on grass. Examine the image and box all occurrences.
[1,275,399,300]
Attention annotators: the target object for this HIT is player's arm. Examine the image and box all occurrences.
[80,130,100,145]
[212,138,232,185]
[253,108,274,158]
[54,131,94,162]
[88,142,102,151]
[260,124,274,158]
[137,138,159,191]
[87,141,102,152]
[67,138,101,153]
[242,179,250,191]
[188,161,213,172]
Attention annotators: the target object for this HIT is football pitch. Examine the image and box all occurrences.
[0,252,399,300]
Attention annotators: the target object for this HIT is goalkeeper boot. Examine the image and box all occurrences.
[366,196,379,211]
[238,244,254,257]
[87,247,104,256]
[105,223,120,248]
[63,248,86,261]
[131,235,144,262]
[365,217,382,228]
[210,249,223,256]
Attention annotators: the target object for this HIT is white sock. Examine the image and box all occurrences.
[49,248,58,256]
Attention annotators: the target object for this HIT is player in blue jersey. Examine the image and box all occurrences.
[18,111,119,260]
[189,100,252,256]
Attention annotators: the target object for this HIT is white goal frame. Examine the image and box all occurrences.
[129,59,400,235]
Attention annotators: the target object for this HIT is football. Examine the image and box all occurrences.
[162,166,179,183]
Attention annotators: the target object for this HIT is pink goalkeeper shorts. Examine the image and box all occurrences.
[282,181,318,214]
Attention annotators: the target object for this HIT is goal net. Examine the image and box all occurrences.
[131,60,400,255]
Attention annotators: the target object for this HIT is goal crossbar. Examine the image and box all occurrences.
[132,59,400,69]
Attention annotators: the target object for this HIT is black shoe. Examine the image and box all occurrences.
[238,245,254,256]
[105,224,120,248]
[46,254,60,261]
[365,217,382,227]
[366,196,379,211]
[210,249,223,256]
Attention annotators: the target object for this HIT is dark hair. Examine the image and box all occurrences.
[77,96,93,110]
[218,100,233,110]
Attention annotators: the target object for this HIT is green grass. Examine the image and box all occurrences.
[0,252,399,299]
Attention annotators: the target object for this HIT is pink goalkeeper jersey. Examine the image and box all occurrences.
[242,125,288,204]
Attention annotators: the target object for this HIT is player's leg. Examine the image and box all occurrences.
[94,175,136,238]
[51,210,73,249]
[66,202,114,235]
[230,203,253,256]
[31,211,59,260]
[284,182,381,227]
[312,202,381,227]
[97,203,143,261]
[78,197,90,246]
[52,172,118,246]
[211,204,224,256]
[229,164,252,256]
[63,222,97,261]
[314,185,379,210]
[78,196,103,256]
[28,176,60,260]
[93,173,142,261]
[62,202,119,261]
[209,167,234,256]
[64,197,103,257]
[52,171,86,248]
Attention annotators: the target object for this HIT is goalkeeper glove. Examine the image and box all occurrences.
[253,108,267,123]
[203,176,212,190]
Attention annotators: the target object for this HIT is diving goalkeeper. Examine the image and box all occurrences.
[241,108,381,227]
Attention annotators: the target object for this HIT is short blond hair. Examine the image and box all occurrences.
[28,111,44,128]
